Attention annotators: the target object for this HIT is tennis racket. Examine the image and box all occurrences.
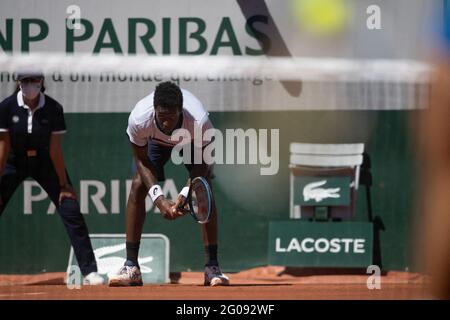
[178,176,213,224]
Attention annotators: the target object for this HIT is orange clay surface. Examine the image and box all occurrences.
[0,266,431,300]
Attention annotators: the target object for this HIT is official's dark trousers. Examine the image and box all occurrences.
[0,159,97,276]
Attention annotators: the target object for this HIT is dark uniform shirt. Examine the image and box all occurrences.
[0,91,66,171]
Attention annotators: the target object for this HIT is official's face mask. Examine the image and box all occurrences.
[20,82,41,100]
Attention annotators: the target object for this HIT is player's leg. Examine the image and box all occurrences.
[124,171,148,266]
[108,171,148,286]
[125,141,172,265]
[33,167,103,285]
[185,151,229,286]
[110,141,171,286]
[199,175,219,260]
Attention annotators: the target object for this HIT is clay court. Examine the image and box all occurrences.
[0,266,431,300]
[1,0,448,305]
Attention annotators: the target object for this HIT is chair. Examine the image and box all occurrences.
[289,143,364,220]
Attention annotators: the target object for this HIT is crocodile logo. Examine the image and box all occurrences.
[303,180,341,202]
[94,243,153,276]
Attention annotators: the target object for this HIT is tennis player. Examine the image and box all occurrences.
[108,81,229,286]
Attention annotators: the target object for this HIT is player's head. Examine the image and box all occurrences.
[154,81,183,135]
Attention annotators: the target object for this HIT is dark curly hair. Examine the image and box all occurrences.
[153,81,183,111]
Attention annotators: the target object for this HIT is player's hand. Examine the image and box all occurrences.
[172,194,188,217]
[155,197,178,220]
[59,184,77,204]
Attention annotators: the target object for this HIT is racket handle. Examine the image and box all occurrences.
[178,207,190,215]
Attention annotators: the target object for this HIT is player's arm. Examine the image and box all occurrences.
[130,142,178,220]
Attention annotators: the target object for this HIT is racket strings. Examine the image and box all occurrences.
[191,183,209,222]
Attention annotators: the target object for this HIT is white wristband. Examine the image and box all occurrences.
[149,185,163,202]
[179,186,190,198]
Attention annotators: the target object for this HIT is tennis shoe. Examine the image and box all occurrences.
[108,265,143,286]
[204,265,230,286]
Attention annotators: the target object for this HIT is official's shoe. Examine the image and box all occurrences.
[108,265,143,286]
[83,272,105,285]
[204,265,230,286]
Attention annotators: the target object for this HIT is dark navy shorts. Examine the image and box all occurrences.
[132,140,214,182]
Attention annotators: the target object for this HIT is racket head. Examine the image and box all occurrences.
[188,176,212,224]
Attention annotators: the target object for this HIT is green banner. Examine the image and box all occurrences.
[0,111,418,273]
[269,221,373,267]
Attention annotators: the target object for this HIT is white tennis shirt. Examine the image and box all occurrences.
[126,88,213,147]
